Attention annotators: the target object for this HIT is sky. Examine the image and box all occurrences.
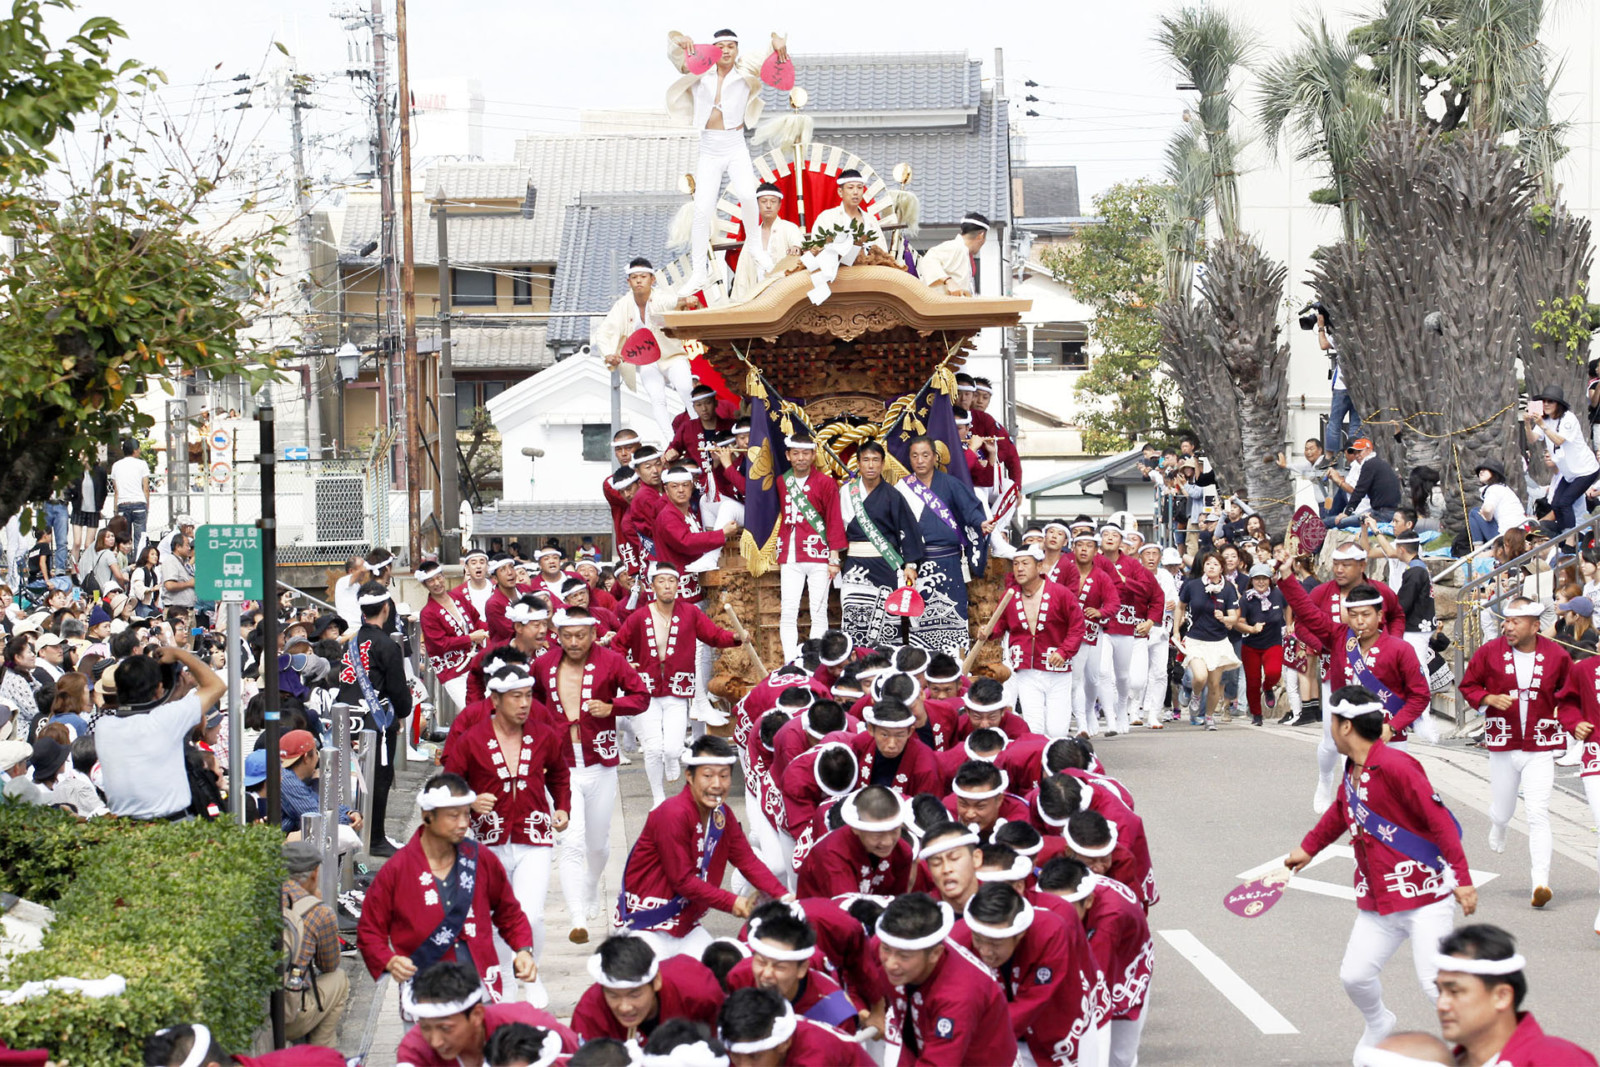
[58,0,1197,213]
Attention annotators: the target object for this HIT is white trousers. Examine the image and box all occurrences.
[442,674,469,716]
[1400,631,1440,742]
[691,128,762,283]
[638,358,695,444]
[1338,896,1457,1033]
[1078,1020,1111,1067]
[1106,634,1147,734]
[1072,642,1115,736]
[637,696,690,807]
[558,758,617,924]
[741,788,791,889]
[638,923,715,962]
[1014,668,1076,738]
[1140,630,1170,726]
[1109,1013,1146,1067]
[1282,667,1304,720]
[1318,679,1340,792]
[1488,749,1555,888]
[780,561,831,663]
[490,842,553,977]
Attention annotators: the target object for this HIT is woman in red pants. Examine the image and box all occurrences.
[1237,562,1287,726]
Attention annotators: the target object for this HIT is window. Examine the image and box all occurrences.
[451,268,496,307]
[456,381,512,428]
[1029,323,1090,369]
[512,270,535,306]
[581,424,612,463]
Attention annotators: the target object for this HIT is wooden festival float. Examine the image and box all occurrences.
[660,222,1030,701]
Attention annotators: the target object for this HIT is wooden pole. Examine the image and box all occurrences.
[962,589,1015,674]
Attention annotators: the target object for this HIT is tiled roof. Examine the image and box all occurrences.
[425,163,533,204]
[759,52,979,116]
[547,193,687,347]
[1014,166,1081,221]
[436,323,551,371]
[513,132,698,261]
[340,197,540,266]
[824,90,1010,228]
[471,500,614,537]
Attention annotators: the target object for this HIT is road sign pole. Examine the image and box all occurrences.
[259,397,285,1052]
[227,601,243,824]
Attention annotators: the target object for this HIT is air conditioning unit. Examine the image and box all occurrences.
[314,475,366,543]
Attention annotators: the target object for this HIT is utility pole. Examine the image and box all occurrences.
[396,0,422,568]
[372,0,401,523]
[994,46,1018,447]
[436,199,459,557]
[287,64,322,456]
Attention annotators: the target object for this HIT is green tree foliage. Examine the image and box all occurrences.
[1039,181,1185,454]
[0,0,282,527]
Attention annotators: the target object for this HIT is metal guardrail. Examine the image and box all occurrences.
[1450,512,1600,729]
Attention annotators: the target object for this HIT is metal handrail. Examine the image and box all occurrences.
[1432,535,1502,583]
[1450,512,1600,728]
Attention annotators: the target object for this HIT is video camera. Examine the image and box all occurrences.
[1297,301,1330,331]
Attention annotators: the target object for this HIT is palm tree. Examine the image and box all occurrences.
[1151,121,1211,302]
[1156,7,1257,240]
[1256,17,1385,244]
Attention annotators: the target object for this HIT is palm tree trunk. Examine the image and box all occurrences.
[1158,297,1246,494]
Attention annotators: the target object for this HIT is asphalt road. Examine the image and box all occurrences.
[1114,721,1600,1065]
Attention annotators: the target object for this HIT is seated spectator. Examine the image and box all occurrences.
[0,739,44,803]
[279,840,351,1047]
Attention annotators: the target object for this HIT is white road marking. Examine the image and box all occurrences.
[1158,929,1299,1035]
[1236,846,1499,902]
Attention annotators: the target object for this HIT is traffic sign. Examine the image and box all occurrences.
[196,524,263,603]
[209,427,232,453]
[283,446,310,461]
[209,460,232,486]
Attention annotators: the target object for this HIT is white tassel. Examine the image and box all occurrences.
[752,112,814,149]
[889,190,920,237]
[668,201,695,248]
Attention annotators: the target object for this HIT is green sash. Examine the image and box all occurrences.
[847,479,904,570]
[784,469,829,543]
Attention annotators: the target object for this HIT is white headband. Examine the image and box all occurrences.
[963,736,1008,762]
[1503,602,1544,618]
[1342,595,1383,609]
[1063,819,1118,858]
[964,896,1034,939]
[1330,544,1367,561]
[1043,522,1069,534]
[1059,873,1101,904]
[785,436,816,451]
[586,949,659,989]
[836,174,865,188]
[974,382,993,394]
[611,470,640,490]
[683,751,740,767]
[1072,532,1098,544]
[153,1024,212,1067]
[964,693,1009,714]
[535,547,562,559]
[864,704,917,729]
[661,468,696,484]
[358,591,393,607]
[464,550,488,562]
[1431,951,1526,976]
[1033,793,1070,828]
[917,829,980,862]
[643,1043,727,1067]
[961,215,991,232]
[926,666,962,685]
[813,743,857,798]
[401,983,486,1019]
[840,788,902,831]
[722,999,798,1054]
[1330,699,1384,719]
[756,188,784,201]
[952,768,1009,800]
[627,264,655,277]
[415,563,445,582]
[712,30,738,42]
[647,562,680,581]
[875,672,921,706]
[875,901,955,951]
[819,635,855,667]
[747,922,815,963]
[1353,1047,1454,1067]
[488,671,536,693]
[1015,544,1046,562]
[552,611,597,627]
[506,602,550,625]
[418,786,474,811]
[975,853,1033,883]
[366,556,392,573]
[491,557,518,573]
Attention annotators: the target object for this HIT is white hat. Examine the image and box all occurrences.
[1161,547,1183,566]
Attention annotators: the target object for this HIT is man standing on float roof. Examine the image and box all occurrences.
[666,28,786,292]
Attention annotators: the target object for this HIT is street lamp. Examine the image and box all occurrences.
[335,342,361,456]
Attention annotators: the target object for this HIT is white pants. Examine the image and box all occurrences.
[1109,1013,1146,1067]
[1072,642,1115,736]
[1338,896,1457,1033]
[1077,1020,1111,1067]
[1282,667,1304,721]
[1488,749,1555,889]
[741,788,792,889]
[1318,679,1340,793]
[637,696,690,807]
[638,923,715,962]
[1014,668,1076,738]
[691,128,762,283]
[780,561,831,663]
[1140,630,1170,726]
[442,674,469,716]
[558,758,617,925]
[639,358,695,444]
[490,842,553,983]
[1106,634,1147,734]
[1401,632,1440,742]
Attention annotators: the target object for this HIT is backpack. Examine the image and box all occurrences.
[281,891,324,1024]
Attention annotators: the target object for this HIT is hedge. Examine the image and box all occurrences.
[0,800,284,1066]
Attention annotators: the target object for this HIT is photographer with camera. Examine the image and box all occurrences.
[1302,303,1363,457]
[94,642,226,820]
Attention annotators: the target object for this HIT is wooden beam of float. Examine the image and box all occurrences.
[660,263,1031,406]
